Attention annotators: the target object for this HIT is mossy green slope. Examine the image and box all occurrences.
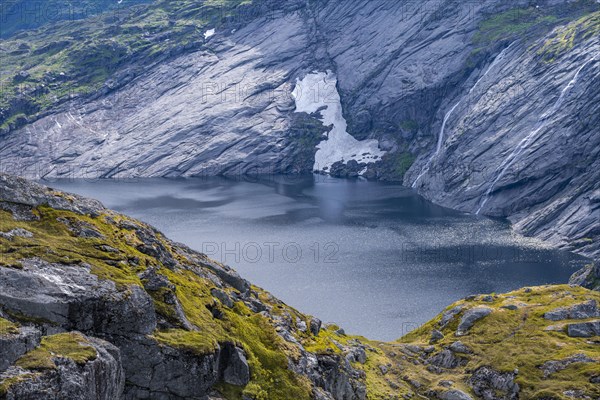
[472,1,600,49]
[388,285,600,399]
[0,0,153,39]
[0,202,315,399]
[538,10,600,62]
[0,0,255,131]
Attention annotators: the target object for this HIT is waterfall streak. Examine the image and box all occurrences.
[476,56,597,215]
[412,44,516,188]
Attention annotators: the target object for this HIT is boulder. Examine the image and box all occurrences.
[540,354,595,378]
[440,306,463,329]
[0,228,33,240]
[441,389,473,400]
[310,317,322,336]
[566,320,600,338]
[469,366,519,400]
[0,335,124,400]
[430,329,444,343]
[456,308,492,336]
[544,300,599,321]
[428,349,467,370]
[346,347,367,364]
[449,341,472,354]
[211,288,234,308]
[220,345,250,387]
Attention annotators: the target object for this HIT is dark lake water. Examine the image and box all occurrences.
[50,175,588,341]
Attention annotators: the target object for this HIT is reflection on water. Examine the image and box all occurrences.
[50,175,588,341]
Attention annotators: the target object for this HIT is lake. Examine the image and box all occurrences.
[49,175,588,341]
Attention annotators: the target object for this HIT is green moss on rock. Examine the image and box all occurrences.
[472,3,599,53]
[0,207,153,287]
[16,332,97,371]
[537,11,600,62]
[0,317,19,335]
[0,373,38,397]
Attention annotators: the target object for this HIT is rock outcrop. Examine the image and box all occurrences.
[570,262,600,291]
[456,307,492,336]
[387,285,600,399]
[1,333,124,400]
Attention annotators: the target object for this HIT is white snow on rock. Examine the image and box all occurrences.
[204,29,216,39]
[291,71,385,174]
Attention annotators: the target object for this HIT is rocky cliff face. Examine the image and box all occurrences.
[0,1,599,251]
[407,11,600,261]
[1,175,599,399]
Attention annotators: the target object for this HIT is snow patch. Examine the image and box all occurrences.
[292,71,385,174]
[204,29,216,39]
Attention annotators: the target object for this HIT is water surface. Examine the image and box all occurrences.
[50,175,587,341]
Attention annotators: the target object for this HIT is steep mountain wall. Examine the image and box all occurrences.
[0,0,560,179]
[407,12,600,260]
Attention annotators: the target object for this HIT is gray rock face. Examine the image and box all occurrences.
[408,28,600,260]
[346,347,367,365]
[544,300,599,321]
[313,354,367,400]
[139,267,195,330]
[430,329,444,344]
[0,228,33,240]
[570,262,600,291]
[0,0,498,181]
[540,354,596,378]
[0,4,312,180]
[440,306,464,329]
[456,307,492,336]
[469,366,519,400]
[566,320,600,337]
[449,341,471,355]
[441,389,473,400]
[0,258,157,335]
[310,317,322,336]
[1,335,125,400]
[0,174,105,216]
[220,344,250,387]
[428,349,468,370]
[115,334,221,399]
[0,326,42,373]
[211,288,234,309]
